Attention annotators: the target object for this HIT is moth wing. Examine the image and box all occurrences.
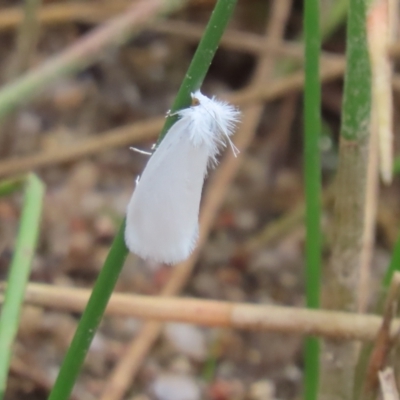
[125,118,209,264]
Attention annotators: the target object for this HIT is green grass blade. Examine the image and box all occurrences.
[158,0,237,141]
[322,0,371,397]
[321,0,348,39]
[393,155,400,175]
[0,173,45,399]
[48,223,128,400]
[304,0,322,399]
[0,176,26,197]
[48,1,237,399]
[340,1,371,142]
[383,232,400,288]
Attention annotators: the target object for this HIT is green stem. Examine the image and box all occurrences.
[321,0,348,39]
[393,155,400,175]
[158,0,237,141]
[48,1,237,399]
[304,0,322,399]
[319,0,371,398]
[0,174,44,399]
[48,223,128,400]
[383,232,400,288]
[0,176,26,197]
[340,0,371,141]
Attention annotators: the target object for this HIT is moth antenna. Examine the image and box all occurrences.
[130,147,153,156]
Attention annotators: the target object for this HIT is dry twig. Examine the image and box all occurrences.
[3,282,400,342]
[4,3,400,62]
[0,2,130,30]
[363,272,400,397]
[0,118,164,177]
[357,105,379,313]
[5,0,42,80]
[379,367,400,400]
[0,61,346,178]
[367,0,395,184]
[0,0,42,155]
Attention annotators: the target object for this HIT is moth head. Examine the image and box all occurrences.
[189,90,240,158]
[191,96,200,107]
[191,90,211,107]
[190,92,201,107]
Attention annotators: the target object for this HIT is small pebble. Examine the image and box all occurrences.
[249,379,275,400]
[93,214,117,241]
[169,356,193,375]
[234,209,258,231]
[151,373,201,400]
[208,379,245,400]
[129,395,151,400]
[164,323,207,362]
[51,80,88,111]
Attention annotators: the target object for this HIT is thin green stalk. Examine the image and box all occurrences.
[48,223,128,400]
[0,176,26,197]
[383,231,400,289]
[0,173,44,399]
[48,1,237,399]
[158,0,237,140]
[304,0,321,399]
[281,0,347,75]
[320,0,371,398]
[393,155,400,175]
[321,0,348,39]
[340,0,371,142]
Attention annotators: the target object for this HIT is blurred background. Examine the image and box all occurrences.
[0,0,399,399]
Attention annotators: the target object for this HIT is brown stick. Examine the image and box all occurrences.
[363,272,400,396]
[379,367,400,400]
[152,19,400,62]
[0,118,164,177]
[2,282,400,342]
[0,0,42,156]
[0,61,345,178]
[0,2,131,29]
[6,0,41,79]
[4,4,400,62]
[357,97,380,313]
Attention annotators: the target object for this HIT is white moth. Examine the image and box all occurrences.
[125,90,240,265]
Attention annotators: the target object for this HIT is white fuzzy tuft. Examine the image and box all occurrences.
[178,90,241,167]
